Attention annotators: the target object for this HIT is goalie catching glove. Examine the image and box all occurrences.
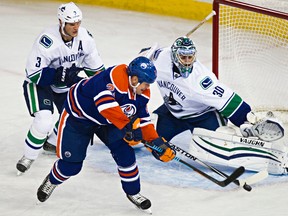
[123,116,142,146]
[240,111,284,141]
[146,137,176,162]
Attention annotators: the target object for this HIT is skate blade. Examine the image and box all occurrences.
[143,208,152,215]
[16,171,23,176]
[134,206,152,215]
[42,150,56,155]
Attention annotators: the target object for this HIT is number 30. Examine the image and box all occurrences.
[213,86,224,97]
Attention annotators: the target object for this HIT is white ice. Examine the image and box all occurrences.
[1,1,288,216]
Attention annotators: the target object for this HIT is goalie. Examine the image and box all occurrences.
[139,36,286,175]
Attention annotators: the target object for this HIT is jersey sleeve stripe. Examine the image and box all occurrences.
[97,101,119,113]
[68,85,84,117]
[219,93,243,118]
[93,90,113,101]
[95,95,115,107]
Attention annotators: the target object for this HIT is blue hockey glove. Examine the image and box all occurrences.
[54,64,83,87]
[123,116,142,146]
[149,137,176,162]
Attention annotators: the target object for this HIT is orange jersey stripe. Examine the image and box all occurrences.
[69,85,82,117]
[118,168,139,177]
[56,109,69,158]
[95,95,115,106]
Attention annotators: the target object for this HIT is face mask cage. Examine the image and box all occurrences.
[172,46,196,78]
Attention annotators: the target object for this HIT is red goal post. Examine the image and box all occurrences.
[212,0,288,120]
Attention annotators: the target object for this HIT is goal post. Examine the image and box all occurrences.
[212,0,288,120]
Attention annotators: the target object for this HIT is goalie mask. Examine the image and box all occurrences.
[171,36,197,78]
[57,2,82,36]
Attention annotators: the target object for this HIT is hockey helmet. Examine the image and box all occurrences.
[128,56,157,84]
[57,2,82,24]
[171,36,197,78]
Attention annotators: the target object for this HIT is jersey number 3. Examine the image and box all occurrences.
[35,57,41,68]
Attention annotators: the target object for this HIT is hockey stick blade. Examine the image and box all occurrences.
[221,166,245,187]
[177,159,245,187]
[144,140,245,187]
[170,144,251,190]
[238,170,268,187]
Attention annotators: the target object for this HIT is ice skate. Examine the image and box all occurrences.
[16,155,34,175]
[43,141,56,154]
[127,193,152,214]
[37,174,57,202]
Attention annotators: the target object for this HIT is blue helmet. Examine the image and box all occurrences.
[128,56,157,84]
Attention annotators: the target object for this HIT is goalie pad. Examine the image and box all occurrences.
[240,111,284,141]
[189,127,288,175]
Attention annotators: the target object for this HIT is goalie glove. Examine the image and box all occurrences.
[240,111,284,141]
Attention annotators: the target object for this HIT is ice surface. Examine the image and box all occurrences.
[1,1,288,216]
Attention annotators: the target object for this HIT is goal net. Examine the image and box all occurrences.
[212,0,288,121]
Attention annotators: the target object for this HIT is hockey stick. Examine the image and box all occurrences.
[170,144,268,191]
[185,11,216,37]
[143,141,245,188]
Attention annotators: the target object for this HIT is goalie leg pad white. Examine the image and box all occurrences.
[190,127,288,175]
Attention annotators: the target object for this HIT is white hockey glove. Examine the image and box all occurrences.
[240,111,284,141]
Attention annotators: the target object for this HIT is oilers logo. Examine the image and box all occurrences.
[140,63,148,69]
[121,104,137,117]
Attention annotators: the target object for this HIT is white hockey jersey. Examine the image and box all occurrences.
[25,24,104,93]
[153,47,242,120]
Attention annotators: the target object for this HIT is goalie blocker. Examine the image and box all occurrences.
[189,126,288,175]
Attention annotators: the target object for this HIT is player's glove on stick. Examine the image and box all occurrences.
[123,116,142,146]
[149,137,176,162]
[54,63,83,87]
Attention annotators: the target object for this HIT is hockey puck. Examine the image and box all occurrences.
[243,183,252,192]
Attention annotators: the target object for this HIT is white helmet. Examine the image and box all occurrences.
[57,2,82,35]
[58,2,82,23]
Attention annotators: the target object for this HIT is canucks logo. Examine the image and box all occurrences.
[39,35,53,48]
[200,76,213,90]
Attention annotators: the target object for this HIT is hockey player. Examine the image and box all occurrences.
[36,56,175,213]
[16,2,105,174]
[140,36,286,175]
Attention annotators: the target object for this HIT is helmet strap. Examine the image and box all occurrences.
[59,21,74,40]
[128,76,140,96]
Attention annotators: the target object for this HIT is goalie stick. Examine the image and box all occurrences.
[170,144,269,191]
[143,141,245,188]
[185,10,216,37]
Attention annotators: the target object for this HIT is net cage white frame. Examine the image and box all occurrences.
[212,0,288,122]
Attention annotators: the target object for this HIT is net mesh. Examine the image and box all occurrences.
[217,0,288,122]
